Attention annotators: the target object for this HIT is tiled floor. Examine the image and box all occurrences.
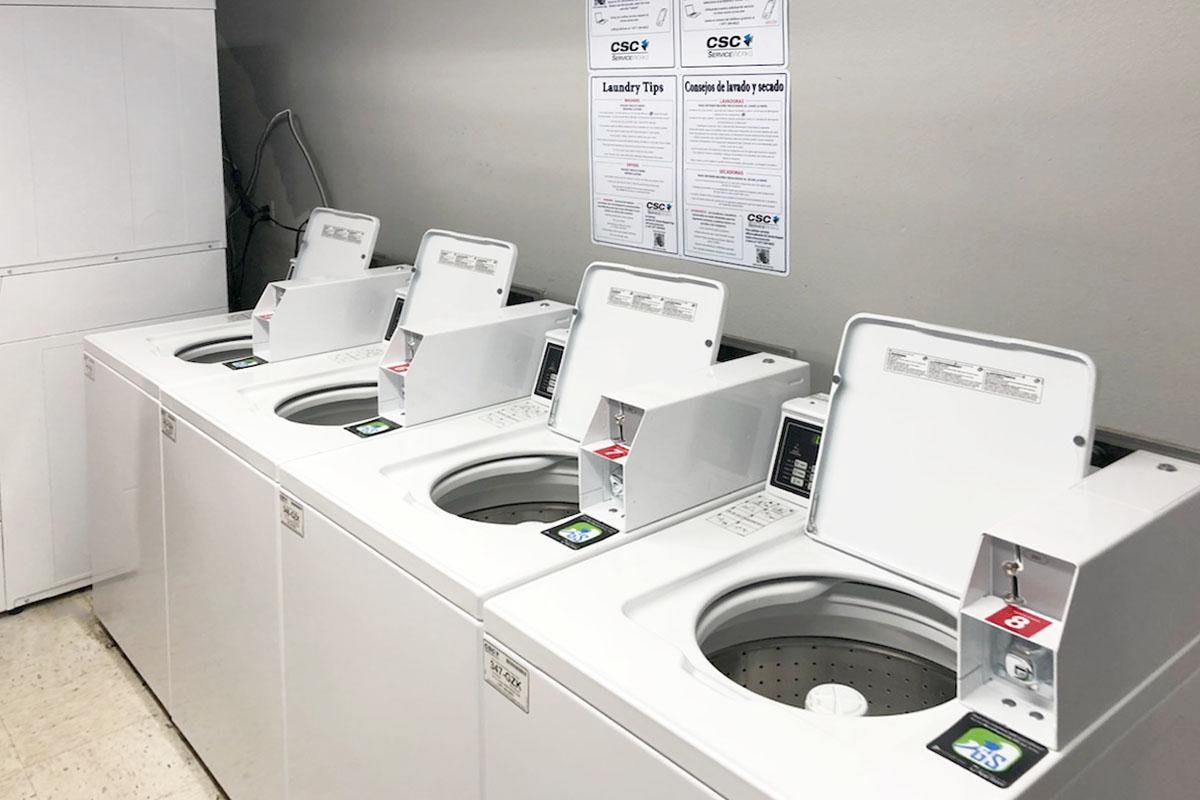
[0,591,225,800]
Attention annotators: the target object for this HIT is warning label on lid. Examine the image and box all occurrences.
[885,349,1044,405]
[607,287,697,322]
[439,249,498,276]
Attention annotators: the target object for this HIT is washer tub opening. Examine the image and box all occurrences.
[431,455,580,525]
[696,579,957,717]
[174,336,253,364]
[275,382,380,427]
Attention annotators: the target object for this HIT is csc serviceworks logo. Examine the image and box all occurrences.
[611,39,651,54]
[747,212,780,226]
[706,33,753,55]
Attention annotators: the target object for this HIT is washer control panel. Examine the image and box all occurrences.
[534,342,565,400]
[769,417,823,499]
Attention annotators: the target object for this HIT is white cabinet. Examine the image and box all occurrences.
[0,1,226,610]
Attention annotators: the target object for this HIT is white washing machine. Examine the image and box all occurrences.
[274,263,812,800]
[482,315,1200,799]
[158,230,553,800]
[83,208,386,704]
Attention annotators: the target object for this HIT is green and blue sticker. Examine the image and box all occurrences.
[344,417,402,439]
[224,355,268,371]
[542,515,619,550]
[928,713,1047,789]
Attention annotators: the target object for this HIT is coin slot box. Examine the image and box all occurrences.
[580,400,645,526]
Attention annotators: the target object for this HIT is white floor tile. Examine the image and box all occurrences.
[26,717,213,800]
[0,660,158,767]
[0,723,22,778]
[0,592,225,798]
[0,769,36,800]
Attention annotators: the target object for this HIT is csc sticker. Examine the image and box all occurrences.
[611,39,651,53]
[707,34,754,50]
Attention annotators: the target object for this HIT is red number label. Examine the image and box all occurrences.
[595,444,630,461]
[986,605,1052,639]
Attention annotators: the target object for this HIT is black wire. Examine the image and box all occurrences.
[234,214,264,310]
[293,217,310,258]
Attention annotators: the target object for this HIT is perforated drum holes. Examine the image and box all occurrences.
[707,638,956,716]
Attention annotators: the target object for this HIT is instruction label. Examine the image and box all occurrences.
[320,224,366,245]
[483,399,550,429]
[483,639,530,713]
[590,76,680,256]
[885,349,1045,405]
[588,0,676,70]
[682,74,789,274]
[438,250,498,275]
[679,0,788,68]
[331,345,385,365]
[607,286,698,321]
[280,493,305,537]
[708,492,800,536]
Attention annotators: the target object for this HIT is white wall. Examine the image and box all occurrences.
[216,0,1200,449]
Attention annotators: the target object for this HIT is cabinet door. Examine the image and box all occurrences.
[282,503,483,800]
[0,334,92,608]
[88,359,171,703]
[163,416,285,800]
[483,649,723,800]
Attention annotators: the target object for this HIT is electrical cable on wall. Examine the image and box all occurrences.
[222,109,329,308]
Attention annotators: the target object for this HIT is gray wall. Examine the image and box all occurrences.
[216,1,1200,450]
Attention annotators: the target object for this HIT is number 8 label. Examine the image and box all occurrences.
[987,605,1052,639]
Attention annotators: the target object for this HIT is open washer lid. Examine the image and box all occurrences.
[292,208,381,280]
[807,314,1097,597]
[398,230,517,329]
[547,263,726,441]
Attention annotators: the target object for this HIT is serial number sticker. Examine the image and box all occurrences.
[438,249,499,275]
[607,287,697,322]
[483,639,529,713]
[280,493,305,537]
[885,349,1045,404]
[83,355,95,381]
[160,410,177,442]
[707,492,800,537]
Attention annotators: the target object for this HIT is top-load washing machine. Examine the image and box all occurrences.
[274,262,812,800]
[157,230,568,800]
[482,314,1200,800]
[83,208,388,703]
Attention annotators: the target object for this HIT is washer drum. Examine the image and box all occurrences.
[432,455,580,525]
[275,383,380,427]
[174,336,253,364]
[698,580,958,717]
